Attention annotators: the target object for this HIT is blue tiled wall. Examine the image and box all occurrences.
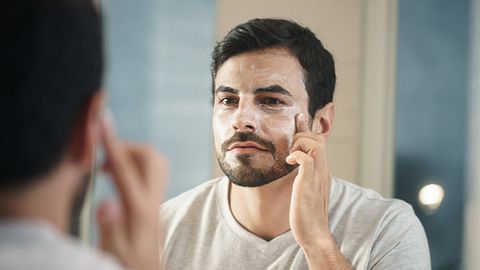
[103,0,215,198]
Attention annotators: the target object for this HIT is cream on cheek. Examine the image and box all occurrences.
[242,104,306,169]
[214,104,270,167]
[212,108,230,155]
[262,105,304,150]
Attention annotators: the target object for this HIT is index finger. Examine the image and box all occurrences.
[295,113,310,133]
[126,144,169,203]
[100,116,142,209]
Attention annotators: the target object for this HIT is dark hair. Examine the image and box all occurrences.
[0,0,103,189]
[211,18,336,117]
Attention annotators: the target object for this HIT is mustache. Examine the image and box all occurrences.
[222,132,275,153]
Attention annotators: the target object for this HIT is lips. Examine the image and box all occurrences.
[221,132,275,155]
[228,141,268,151]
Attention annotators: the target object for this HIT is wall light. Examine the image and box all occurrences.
[418,183,445,214]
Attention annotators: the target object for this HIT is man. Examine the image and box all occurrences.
[161,18,431,269]
[0,1,167,269]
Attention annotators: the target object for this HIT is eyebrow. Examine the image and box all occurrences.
[215,85,238,95]
[214,85,292,97]
[254,85,293,97]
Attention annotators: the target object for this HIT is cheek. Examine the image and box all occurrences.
[212,111,230,148]
[262,114,296,150]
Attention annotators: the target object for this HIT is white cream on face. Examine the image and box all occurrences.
[212,48,309,170]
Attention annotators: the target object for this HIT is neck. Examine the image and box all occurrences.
[0,165,80,233]
[229,168,298,241]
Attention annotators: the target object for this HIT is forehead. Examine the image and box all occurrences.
[214,48,307,97]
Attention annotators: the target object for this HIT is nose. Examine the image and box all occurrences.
[232,106,258,132]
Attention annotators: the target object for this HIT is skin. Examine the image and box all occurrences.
[214,49,308,174]
[0,91,168,270]
[98,110,169,270]
[213,48,352,269]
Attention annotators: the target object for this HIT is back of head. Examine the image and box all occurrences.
[211,18,336,117]
[0,0,103,190]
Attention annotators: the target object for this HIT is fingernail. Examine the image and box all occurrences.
[299,113,305,121]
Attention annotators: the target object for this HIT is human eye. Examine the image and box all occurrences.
[219,96,238,106]
[260,97,284,106]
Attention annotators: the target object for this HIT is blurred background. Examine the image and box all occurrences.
[93,0,480,269]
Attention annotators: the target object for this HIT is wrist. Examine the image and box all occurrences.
[301,234,352,270]
[301,233,337,256]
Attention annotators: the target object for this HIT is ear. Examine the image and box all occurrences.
[311,102,335,138]
[67,90,106,170]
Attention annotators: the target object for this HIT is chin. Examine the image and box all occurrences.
[219,160,296,188]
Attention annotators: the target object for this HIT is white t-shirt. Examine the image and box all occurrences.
[161,177,431,270]
[0,219,123,270]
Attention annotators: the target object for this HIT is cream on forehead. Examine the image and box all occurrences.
[261,73,306,89]
[225,47,302,71]
[215,48,307,93]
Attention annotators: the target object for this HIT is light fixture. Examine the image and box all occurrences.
[418,183,445,214]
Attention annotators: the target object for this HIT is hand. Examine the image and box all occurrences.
[286,113,331,248]
[96,117,169,270]
[286,114,351,269]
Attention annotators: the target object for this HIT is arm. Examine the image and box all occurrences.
[96,116,169,270]
[286,113,352,270]
[301,235,352,270]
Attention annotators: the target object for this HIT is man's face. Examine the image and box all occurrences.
[213,48,310,187]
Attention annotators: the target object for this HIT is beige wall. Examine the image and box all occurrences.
[212,0,366,183]
[464,0,480,267]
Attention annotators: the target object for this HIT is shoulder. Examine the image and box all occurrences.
[331,177,413,217]
[161,177,223,223]
[159,177,226,264]
[61,239,123,270]
[329,177,424,246]
[0,221,123,270]
[330,178,430,269]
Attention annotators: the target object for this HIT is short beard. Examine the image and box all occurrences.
[217,132,296,187]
